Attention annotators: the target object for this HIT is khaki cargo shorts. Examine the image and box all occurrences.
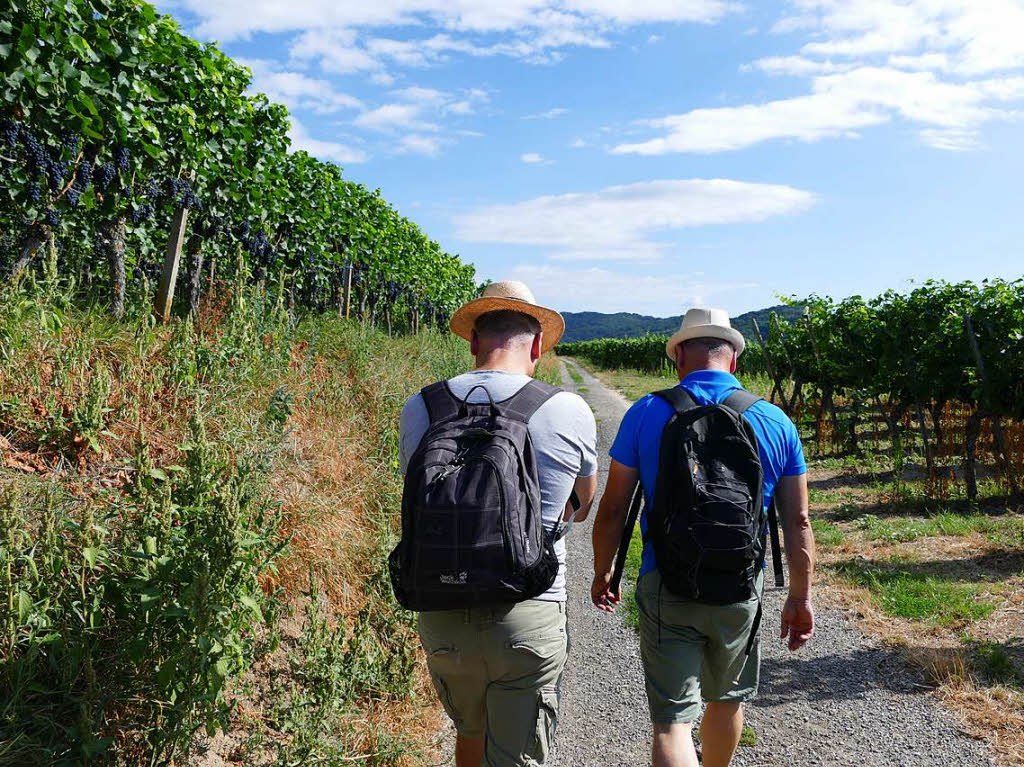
[636,569,762,724]
[418,599,567,767]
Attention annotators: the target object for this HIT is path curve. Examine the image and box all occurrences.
[550,358,996,767]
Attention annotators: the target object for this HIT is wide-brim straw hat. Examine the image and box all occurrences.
[666,307,746,361]
[450,280,565,353]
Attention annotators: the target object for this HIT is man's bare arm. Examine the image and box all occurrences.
[775,473,815,651]
[590,460,639,613]
[564,474,598,522]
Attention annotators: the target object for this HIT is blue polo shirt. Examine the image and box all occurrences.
[609,370,806,578]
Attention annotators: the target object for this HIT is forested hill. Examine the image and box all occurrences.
[561,304,805,343]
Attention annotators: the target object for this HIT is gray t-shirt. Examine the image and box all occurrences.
[399,370,598,602]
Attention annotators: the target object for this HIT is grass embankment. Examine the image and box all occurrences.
[567,355,1024,764]
[0,280,475,765]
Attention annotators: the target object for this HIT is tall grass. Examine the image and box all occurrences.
[0,277,473,765]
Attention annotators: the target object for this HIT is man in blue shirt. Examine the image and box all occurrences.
[591,308,815,767]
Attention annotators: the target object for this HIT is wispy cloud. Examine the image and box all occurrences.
[614,1,1024,155]
[510,263,758,315]
[455,179,816,261]
[288,118,368,164]
[240,58,362,114]
[523,107,570,119]
[520,152,550,164]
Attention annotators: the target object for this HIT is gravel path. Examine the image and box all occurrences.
[549,359,997,767]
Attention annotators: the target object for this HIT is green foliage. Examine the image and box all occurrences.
[834,562,996,626]
[0,0,477,323]
[811,518,845,547]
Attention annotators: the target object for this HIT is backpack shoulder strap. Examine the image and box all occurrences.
[653,386,699,414]
[502,380,562,423]
[723,389,763,415]
[421,381,460,424]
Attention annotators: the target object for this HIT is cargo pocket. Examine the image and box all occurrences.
[526,686,559,765]
[429,670,462,726]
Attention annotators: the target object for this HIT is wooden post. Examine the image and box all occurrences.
[155,206,189,323]
[344,263,353,319]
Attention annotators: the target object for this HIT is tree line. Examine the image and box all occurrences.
[557,279,1024,501]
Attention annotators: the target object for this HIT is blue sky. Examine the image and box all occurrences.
[156,0,1024,317]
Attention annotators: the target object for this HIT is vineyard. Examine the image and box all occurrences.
[0,0,477,326]
[557,278,1024,501]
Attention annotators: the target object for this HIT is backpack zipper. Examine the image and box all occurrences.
[482,454,516,572]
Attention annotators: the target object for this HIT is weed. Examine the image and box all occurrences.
[811,518,845,547]
[566,363,584,386]
[833,561,995,626]
[739,725,757,747]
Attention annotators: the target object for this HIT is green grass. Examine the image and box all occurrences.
[833,561,996,625]
[811,518,845,547]
[622,523,645,631]
[739,725,758,748]
[856,512,1024,544]
[0,281,466,765]
[565,362,584,385]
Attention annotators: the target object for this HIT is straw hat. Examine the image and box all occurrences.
[450,280,565,353]
[665,307,746,362]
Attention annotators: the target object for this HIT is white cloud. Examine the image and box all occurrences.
[240,58,362,113]
[454,179,816,261]
[616,66,1024,155]
[180,0,737,39]
[396,134,444,155]
[569,137,587,148]
[509,264,757,315]
[520,152,548,164]
[747,55,853,76]
[352,85,488,141]
[523,107,570,119]
[354,103,441,132]
[288,118,368,164]
[616,1,1024,155]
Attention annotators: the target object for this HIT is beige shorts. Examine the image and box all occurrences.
[636,569,762,724]
[418,600,567,766]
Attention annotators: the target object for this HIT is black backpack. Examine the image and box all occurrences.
[389,379,562,612]
[644,387,767,606]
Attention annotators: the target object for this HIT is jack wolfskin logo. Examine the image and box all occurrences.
[440,572,468,585]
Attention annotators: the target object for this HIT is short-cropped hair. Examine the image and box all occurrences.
[474,310,541,341]
[682,337,735,356]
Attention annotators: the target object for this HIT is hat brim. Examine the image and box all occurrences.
[666,325,746,362]
[450,297,565,353]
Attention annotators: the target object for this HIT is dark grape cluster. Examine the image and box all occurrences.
[131,204,155,225]
[243,230,275,266]
[61,130,81,157]
[47,159,67,192]
[67,187,82,208]
[21,130,48,176]
[145,178,160,199]
[1,118,20,150]
[43,208,60,227]
[114,145,130,171]
[95,162,116,190]
[28,183,42,204]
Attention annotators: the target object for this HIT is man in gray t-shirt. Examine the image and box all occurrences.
[398,280,597,767]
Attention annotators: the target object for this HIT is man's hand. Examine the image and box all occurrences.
[591,570,621,613]
[780,596,814,652]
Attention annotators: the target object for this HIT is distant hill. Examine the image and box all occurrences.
[561,304,805,343]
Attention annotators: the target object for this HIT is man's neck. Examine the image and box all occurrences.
[678,362,732,381]
[475,350,534,376]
